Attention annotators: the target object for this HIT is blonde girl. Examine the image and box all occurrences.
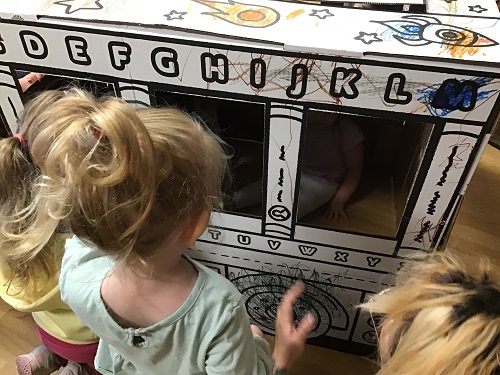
[0,86,99,375]
[21,88,314,375]
[364,253,500,375]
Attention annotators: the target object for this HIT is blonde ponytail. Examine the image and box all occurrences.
[24,89,158,261]
[2,87,226,275]
[0,133,57,288]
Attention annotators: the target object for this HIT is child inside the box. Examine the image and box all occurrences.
[0,75,100,375]
[8,88,315,375]
[364,253,500,375]
[232,111,364,222]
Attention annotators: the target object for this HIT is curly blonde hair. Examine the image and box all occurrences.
[21,88,226,265]
[363,253,500,375]
[0,92,64,289]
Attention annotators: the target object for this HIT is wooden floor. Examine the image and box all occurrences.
[1,145,499,375]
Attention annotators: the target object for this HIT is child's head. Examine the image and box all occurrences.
[27,89,226,265]
[307,110,339,129]
[363,253,500,375]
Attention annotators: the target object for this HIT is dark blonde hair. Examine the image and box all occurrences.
[0,92,64,289]
[25,88,226,264]
[363,253,500,375]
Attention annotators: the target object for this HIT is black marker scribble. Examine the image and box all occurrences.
[230,267,349,337]
[414,220,431,243]
[277,190,283,202]
[278,168,284,186]
[437,146,458,186]
[279,146,285,161]
[426,191,441,215]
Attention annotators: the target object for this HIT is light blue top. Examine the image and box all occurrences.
[60,236,273,375]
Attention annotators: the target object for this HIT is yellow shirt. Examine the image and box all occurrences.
[0,233,98,344]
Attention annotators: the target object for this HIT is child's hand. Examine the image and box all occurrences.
[18,72,44,92]
[273,280,316,371]
[326,196,347,222]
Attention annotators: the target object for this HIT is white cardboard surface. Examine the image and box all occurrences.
[426,0,500,16]
[1,0,499,351]
[7,0,498,64]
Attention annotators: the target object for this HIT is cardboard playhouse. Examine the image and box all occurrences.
[1,0,499,355]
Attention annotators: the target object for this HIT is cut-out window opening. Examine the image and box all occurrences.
[296,109,433,238]
[155,90,266,218]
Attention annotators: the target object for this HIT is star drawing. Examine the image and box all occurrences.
[53,0,103,15]
[468,5,487,13]
[309,9,334,19]
[354,31,382,45]
[164,10,188,21]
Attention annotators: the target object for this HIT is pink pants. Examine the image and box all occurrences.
[36,325,100,374]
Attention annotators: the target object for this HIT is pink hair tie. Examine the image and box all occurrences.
[14,134,25,146]
[93,128,103,139]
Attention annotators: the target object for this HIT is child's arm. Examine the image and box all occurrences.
[205,282,315,375]
[18,72,44,92]
[272,281,315,373]
[326,143,364,221]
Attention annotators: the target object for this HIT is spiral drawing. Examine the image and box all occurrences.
[231,271,349,338]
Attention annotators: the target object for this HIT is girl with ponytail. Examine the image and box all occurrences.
[21,88,314,375]
[0,89,99,375]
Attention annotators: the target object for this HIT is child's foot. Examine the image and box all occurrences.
[59,361,89,375]
[16,345,60,375]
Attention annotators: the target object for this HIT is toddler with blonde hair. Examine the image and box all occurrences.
[18,88,314,374]
[0,87,99,375]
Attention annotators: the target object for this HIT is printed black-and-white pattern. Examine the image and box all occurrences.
[0,18,497,354]
[0,65,23,135]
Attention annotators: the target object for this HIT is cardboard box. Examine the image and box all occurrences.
[1,0,499,354]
